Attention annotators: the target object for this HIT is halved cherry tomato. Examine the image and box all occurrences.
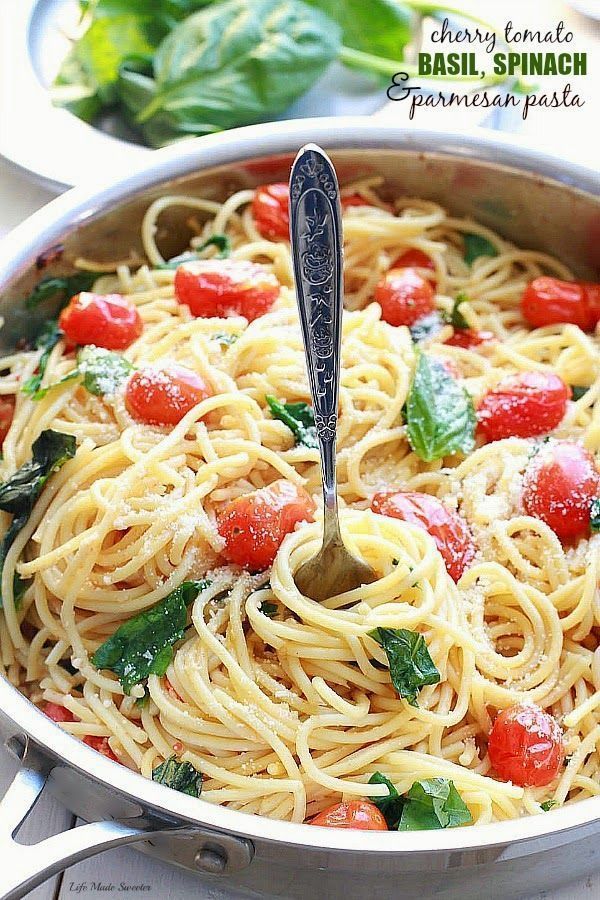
[217,479,315,571]
[477,371,570,441]
[174,259,280,322]
[0,395,15,444]
[125,364,212,426]
[58,292,142,350]
[341,194,394,214]
[488,703,564,787]
[309,799,388,830]
[445,329,496,349]
[374,268,435,327]
[252,182,289,240]
[391,248,435,272]
[43,702,76,723]
[522,441,600,542]
[521,277,600,332]
[371,490,475,582]
[83,735,120,763]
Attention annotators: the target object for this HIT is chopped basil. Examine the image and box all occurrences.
[463,233,498,267]
[368,771,404,829]
[159,234,231,269]
[31,346,134,401]
[571,385,588,401]
[405,350,476,462]
[259,600,278,618]
[540,799,558,812]
[447,292,469,330]
[590,498,600,534]
[0,430,76,607]
[21,321,64,397]
[24,271,100,310]
[398,778,472,830]
[212,332,239,346]
[266,396,318,449]
[409,312,444,344]
[152,755,202,797]
[92,580,210,693]
[368,627,440,707]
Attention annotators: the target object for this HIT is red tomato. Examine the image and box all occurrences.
[125,365,212,426]
[83,735,120,763]
[217,479,315,571]
[391,248,435,272]
[521,277,600,331]
[522,441,600,542]
[309,800,388,830]
[445,329,496,349]
[371,490,475,582]
[341,194,394,214]
[0,395,15,444]
[252,182,289,240]
[478,371,570,441]
[174,259,280,322]
[58,293,142,350]
[43,702,76,723]
[488,703,564,787]
[374,268,435,327]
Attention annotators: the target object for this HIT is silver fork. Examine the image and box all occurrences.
[289,143,377,602]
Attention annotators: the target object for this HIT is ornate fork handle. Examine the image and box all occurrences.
[289,143,343,539]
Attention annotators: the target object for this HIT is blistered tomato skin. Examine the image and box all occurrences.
[488,704,564,787]
[43,702,75,723]
[58,292,143,350]
[252,182,289,240]
[309,800,388,830]
[522,277,600,331]
[125,365,212,427]
[174,259,280,322]
[371,490,475,582]
[374,267,435,327]
[477,371,571,441]
[217,479,315,572]
[0,395,15,444]
[522,441,600,542]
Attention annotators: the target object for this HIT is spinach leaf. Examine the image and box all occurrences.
[266,396,318,449]
[405,350,476,462]
[32,346,134,401]
[590,498,600,534]
[259,600,278,618]
[368,771,404,829]
[571,385,588,401]
[398,778,472,831]
[92,580,210,693]
[447,293,469,330]
[152,755,203,797]
[540,799,558,812]
[409,312,443,344]
[306,0,413,60]
[159,234,231,269]
[0,431,76,607]
[463,233,498,267]
[368,627,440,707]
[21,321,64,397]
[24,272,100,311]
[133,1,341,144]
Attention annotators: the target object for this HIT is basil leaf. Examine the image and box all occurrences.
[405,350,476,462]
[398,778,472,831]
[368,771,404,829]
[259,600,278,618]
[24,272,100,311]
[463,233,498,267]
[306,0,413,60]
[590,498,600,534]
[368,627,440,707]
[152,755,203,797]
[540,800,558,811]
[31,346,134,401]
[159,234,231,269]
[571,385,588,401]
[409,313,443,344]
[21,321,64,397]
[212,332,239,346]
[266,396,318,449]
[92,580,210,693]
[0,431,76,607]
[448,293,469,330]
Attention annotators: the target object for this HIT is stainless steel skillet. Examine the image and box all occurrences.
[0,119,598,900]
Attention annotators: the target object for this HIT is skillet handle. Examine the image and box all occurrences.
[0,763,152,900]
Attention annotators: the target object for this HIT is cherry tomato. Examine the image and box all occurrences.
[371,490,475,582]
[252,182,289,240]
[477,371,570,441]
[391,248,435,272]
[309,799,388,830]
[0,395,15,444]
[83,735,120,763]
[374,268,435,327]
[58,292,142,350]
[217,479,315,571]
[445,329,496,349]
[43,702,76,723]
[522,441,600,542]
[488,703,564,787]
[125,364,212,427]
[341,194,394,214]
[521,277,600,331]
[174,259,280,322]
